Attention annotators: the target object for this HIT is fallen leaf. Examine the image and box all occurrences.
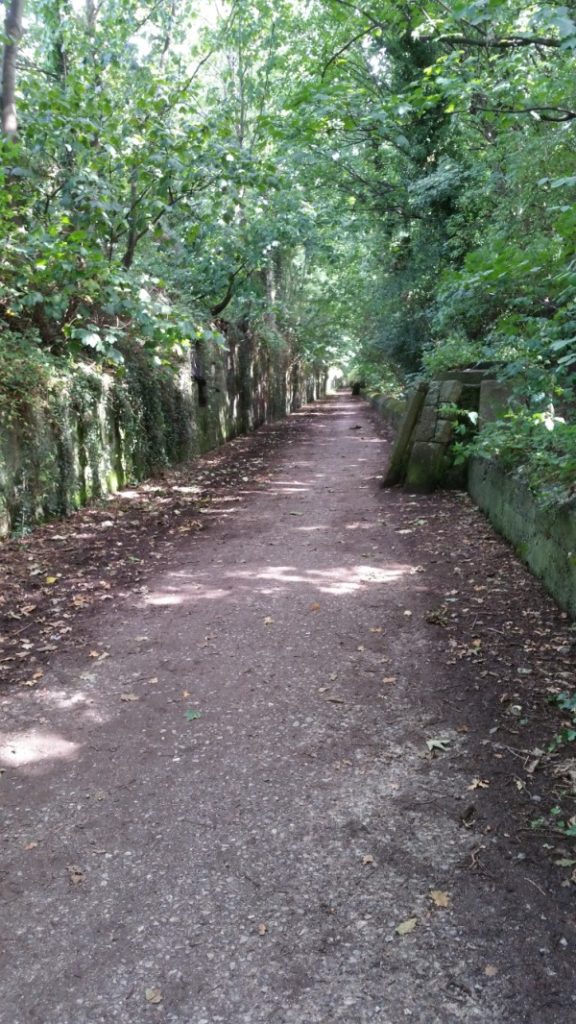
[362,854,375,866]
[426,738,451,753]
[468,778,490,790]
[484,965,498,977]
[145,987,163,1004]
[257,922,268,935]
[45,576,58,585]
[396,917,417,936]
[526,751,543,775]
[430,889,450,908]
[425,607,448,626]
[67,864,84,885]
[120,693,139,702]
[185,709,202,721]
[309,602,321,612]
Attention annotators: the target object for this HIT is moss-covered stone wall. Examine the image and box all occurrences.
[468,458,576,618]
[0,324,326,537]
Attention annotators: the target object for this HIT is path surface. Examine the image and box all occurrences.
[1,396,574,1024]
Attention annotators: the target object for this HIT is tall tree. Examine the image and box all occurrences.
[2,0,25,138]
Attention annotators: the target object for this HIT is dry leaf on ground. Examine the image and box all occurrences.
[430,889,450,908]
[426,738,450,753]
[145,987,163,1004]
[396,917,418,936]
[468,778,490,790]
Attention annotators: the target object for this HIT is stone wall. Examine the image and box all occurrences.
[0,325,325,537]
[372,381,576,616]
[382,371,495,492]
[469,458,576,617]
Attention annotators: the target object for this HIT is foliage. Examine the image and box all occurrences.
[469,405,576,503]
[1,0,575,497]
[551,691,576,751]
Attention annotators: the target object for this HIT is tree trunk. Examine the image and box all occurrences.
[122,170,139,269]
[85,0,96,32]
[2,0,25,140]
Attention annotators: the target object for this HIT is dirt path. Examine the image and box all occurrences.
[1,396,574,1024]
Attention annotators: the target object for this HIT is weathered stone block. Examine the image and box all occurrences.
[439,379,463,405]
[479,380,512,427]
[405,441,447,492]
[383,383,427,487]
[434,418,454,445]
[425,382,441,406]
[436,369,496,385]
[413,405,438,442]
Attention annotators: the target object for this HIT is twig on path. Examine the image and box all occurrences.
[469,845,485,870]
[524,876,548,897]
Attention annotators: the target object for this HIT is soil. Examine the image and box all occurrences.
[0,394,575,1024]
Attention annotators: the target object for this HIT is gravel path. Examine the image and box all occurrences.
[1,396,574,1024]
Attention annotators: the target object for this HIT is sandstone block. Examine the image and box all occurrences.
[405,441,447,492]
[479,380,512,427]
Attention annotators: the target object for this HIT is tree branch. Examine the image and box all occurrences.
[210,263,247,317]
[438,33,562,50]
[321,25,375,78]
[475,103,576,121]
[327,0,384,30]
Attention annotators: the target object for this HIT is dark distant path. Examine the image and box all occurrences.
[1,395,574,1024]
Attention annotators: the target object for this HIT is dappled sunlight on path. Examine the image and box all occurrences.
[1,396,573,1024]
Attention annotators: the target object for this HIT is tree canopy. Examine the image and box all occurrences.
[2,0,575,489]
